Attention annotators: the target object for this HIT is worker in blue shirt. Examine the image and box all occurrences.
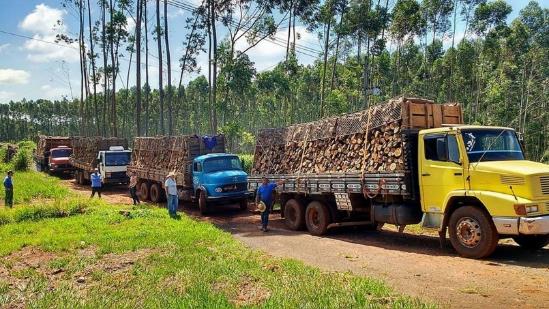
[90,168,103,198]
[3,170,13,208]
[256,177,284,232]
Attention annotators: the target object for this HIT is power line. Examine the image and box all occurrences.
[167,0,321,55]
[165,0,321,57]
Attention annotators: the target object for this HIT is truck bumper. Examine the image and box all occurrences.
[206,191,252,202]
[50,167,74,173]
[493,216,549,235]
[103,177,129,184]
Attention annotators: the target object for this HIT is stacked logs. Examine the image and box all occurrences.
[129,135,226,175]
[71,137,128,167]
[252,97,461,175]
[35,136,72,158]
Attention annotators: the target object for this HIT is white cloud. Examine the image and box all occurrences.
[19,4,79,63]
[0,44,10,54]
[168,8,186,19]
[0,90,16,102]
[0,69,30,85]
[40,84,70,99]
[233,25,319,71]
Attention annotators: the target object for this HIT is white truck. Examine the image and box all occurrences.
[71,137,131,185]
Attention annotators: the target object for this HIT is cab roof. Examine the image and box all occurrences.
[195,153,236,161]
[420,125,515,135]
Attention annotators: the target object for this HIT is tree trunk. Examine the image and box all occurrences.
[109,0,118,137]
[363,38,371,108]
[210,0,218,134]
[87,0,100,135]
[320,16,332,117]
[78,0,85,135]
[144,0,150,136]
[286,1,293,61]
[135,0,142,136]
[164,0,173,135]
[156,0,165,134]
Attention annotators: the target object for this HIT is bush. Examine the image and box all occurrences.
[11,148,31,171]
[238,154,253,173]
[17,140,36,152]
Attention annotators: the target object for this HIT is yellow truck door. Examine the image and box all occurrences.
[419,133,465,213]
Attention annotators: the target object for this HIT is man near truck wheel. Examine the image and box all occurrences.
[3,170,14,208]
[256,177,284,232]
[165,172,178,217]
[90,168,102,198]
[129,172,140,205]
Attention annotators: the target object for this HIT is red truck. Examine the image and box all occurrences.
[34,136,75,174]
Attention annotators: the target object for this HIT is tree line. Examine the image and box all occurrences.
[0,0,547,161]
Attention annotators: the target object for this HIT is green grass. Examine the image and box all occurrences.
[0,171,69,205]
[0,170,434,308]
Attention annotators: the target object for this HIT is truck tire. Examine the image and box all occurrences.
[284,199,306,231]
[74,170,81,185]
[448,206,499,259]
[239,199,248,211]
[140,182,151,201]
[512,235,549,250]
[198,190,209,215]
[305,201,330,236]
[150,183,165,203]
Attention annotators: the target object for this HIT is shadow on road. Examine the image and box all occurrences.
[185,206,549,269]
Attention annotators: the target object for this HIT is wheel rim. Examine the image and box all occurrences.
[309,208,320,228]
[456,217,482,248]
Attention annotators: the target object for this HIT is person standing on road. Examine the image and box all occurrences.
[3,170,14,208]
[256,177,284,232]
[129,172,140,205]
[90,168,103,198]
[165,172,178,217]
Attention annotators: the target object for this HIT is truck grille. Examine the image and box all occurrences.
[222,183,247,192]
[541,176,549,195]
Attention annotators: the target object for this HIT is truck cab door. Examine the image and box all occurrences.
[419,133,464,213]
[192,161,203,191]
[97,152,105,178]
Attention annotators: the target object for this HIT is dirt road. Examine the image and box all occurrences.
[64,179,549,308]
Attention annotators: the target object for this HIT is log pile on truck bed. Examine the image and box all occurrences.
[252,97,462,175]
[71,137,128,169]
[128,135,225,187]
[35,136,72,159]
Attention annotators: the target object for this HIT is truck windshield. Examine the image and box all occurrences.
[51,149,71,158]
[461,129,524,162]
[105,152,131,166]
[203,157,242,173]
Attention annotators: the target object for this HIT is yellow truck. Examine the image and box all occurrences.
[249,99,549,258]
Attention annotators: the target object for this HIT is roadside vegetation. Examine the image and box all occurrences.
[0,168,433,308]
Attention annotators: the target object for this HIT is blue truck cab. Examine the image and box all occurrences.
[191,153,251,213]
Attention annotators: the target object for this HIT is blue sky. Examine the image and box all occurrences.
[0,0,544,103]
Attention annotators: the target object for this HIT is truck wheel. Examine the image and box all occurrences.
[284,199,305,231]
[74,170,81,185]
[512,235,549,250]
[140,182,151,201]
[305,201,330,236]
[150,183,165,203]
[239,199,248,211]
[198,190,209,215]
[448,206,499,259]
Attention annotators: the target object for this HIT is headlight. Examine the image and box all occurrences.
[514,204,538,215]
[215,187,222,193]
[106,172,112,177]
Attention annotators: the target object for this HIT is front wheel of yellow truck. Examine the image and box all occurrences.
[512,235,549,250]
[448,206,499,259]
